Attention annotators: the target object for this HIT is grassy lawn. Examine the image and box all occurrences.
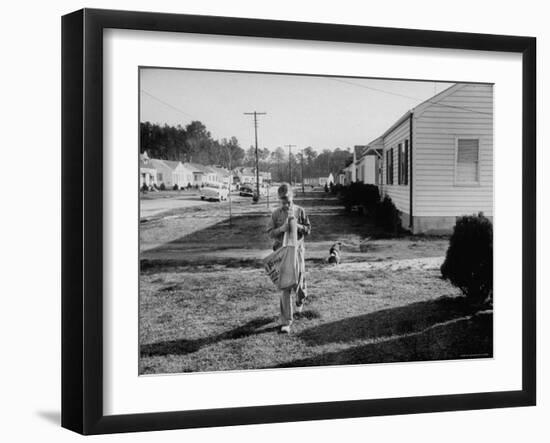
[139,191,493,374]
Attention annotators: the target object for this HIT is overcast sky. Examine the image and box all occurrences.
[140,68,454,152]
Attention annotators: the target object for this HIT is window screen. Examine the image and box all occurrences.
[456,139,479,183]
[398,141,409,185]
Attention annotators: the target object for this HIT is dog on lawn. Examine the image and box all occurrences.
[327,242,342,265]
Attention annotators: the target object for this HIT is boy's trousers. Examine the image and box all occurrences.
[279,245,307,326]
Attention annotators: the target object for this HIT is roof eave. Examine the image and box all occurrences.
[380,110,413,140]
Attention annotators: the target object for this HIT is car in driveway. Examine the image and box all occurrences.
[239,184,254,197]
[200,183,229,201]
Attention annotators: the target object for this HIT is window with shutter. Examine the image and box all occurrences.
[391,149,394,185]
[404,139,409,185]
[456,139,480,184]
[386,151,390,185]
[398,143,402,185]
[389,152,391,184]
[397,141,409,185]
[386,148,394,185]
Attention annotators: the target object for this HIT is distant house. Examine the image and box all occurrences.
[353,146,367,182]
[150,159,192,188]
[375,83,493,234]
[233,167,270,185]
[139,152,157,188]
[185,163,219,186]
[340,146,365,185]
[356,155,377,184]
[357,137,383,185]
[303,177,319,186]
[185,163,207,186]
[342,162,354,185]
[303,175,332,187]
[259,171,272,183]
[201,165,219,184]
[319,173,334,187]
[211,166,233,186]
[342,145,367,184]
[337,170,346,185]
[233,167,256,185]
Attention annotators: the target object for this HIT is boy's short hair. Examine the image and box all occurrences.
[278,183,292,198]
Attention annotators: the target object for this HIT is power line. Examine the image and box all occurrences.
[140,89,195,119]
[140,89,231,140]
[330,78,491,116]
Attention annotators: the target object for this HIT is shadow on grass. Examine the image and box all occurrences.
[274,310,493,368]
[141,316,279,357]
[140,257,263,273]
[297,296,480,346]
[141,192,377,271]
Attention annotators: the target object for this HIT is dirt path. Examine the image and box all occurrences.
[332,256,445,272]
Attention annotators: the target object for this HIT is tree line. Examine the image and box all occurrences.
[140,121,353,182]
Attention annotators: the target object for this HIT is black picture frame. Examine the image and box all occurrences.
[61,8,536,435]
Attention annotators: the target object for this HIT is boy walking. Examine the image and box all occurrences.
[267,183,311,333]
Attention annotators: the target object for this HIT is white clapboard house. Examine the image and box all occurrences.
[356,138,383,185]
[139,151,157,188]
[367,83,493,234]
[150,159,195,189]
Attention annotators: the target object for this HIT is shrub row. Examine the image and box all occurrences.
[374,195,401,234]
[336,182,400,233]
[140,183,202,192]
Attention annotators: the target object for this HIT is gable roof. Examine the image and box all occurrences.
[186,163,209,173]
[354,145,367,158]
[362,136,384,158]
[148,158,181,170]
[162,160,183,170]
[201,165,218,174]
[149,159,170,170]
[211,166,232,177]
[139,158,155,170]
[378,83,465,140]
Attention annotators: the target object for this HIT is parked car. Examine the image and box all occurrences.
[200,183,229,201]
[239,184,254,197]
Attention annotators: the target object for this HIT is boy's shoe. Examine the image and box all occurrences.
[280,325,291,334]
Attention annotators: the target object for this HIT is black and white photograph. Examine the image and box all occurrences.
[138,68,494,375]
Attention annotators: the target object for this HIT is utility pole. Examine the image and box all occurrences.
[285,144,296,185]
[227,145,233,227]
[301,149,305,194]
[263,147,270,210]
[276,147,282,182]
[244,111,267,200]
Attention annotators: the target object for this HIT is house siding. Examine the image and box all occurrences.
[179,164,196,187]
[381,118,411,216]
[413,83,493,218]
[150,160,175,187]
[357,155,377,184]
